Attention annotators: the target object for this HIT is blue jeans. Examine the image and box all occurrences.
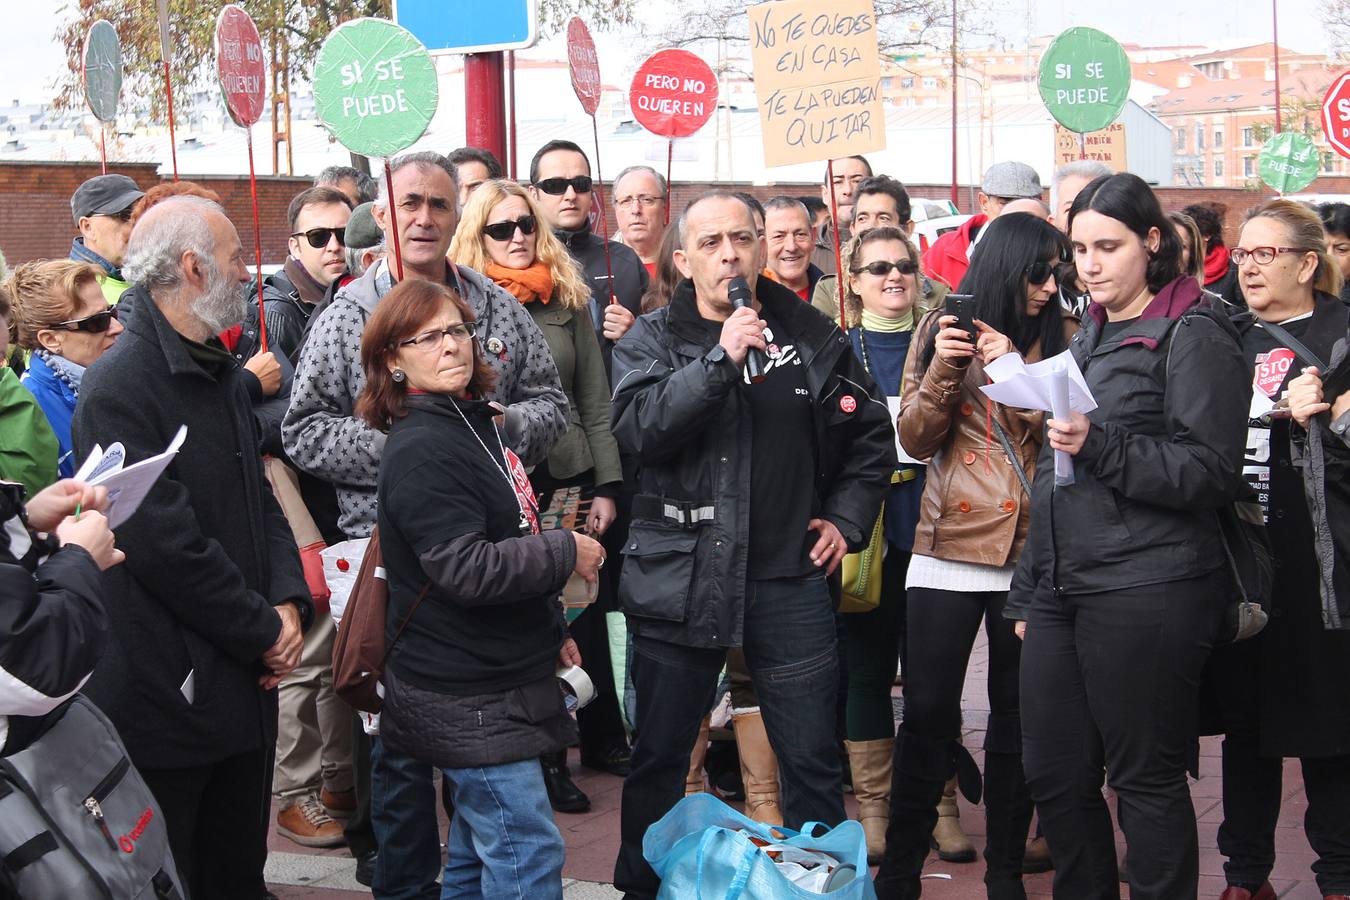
[370,736,441,900]
[614,573,844,899]
[439,758,565,900]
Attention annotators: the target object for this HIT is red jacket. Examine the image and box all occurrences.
[923,214,987,290]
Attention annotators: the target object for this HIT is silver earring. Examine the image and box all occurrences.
[392,369,406,383]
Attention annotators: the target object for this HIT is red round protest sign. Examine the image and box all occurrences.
[567,18,602,116]
[629,49,717,138]
[215,4,266,127]
[1322,71,1350,160]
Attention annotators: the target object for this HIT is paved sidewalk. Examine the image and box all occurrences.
[267,628,1323,898]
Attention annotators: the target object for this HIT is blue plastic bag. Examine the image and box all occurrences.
[644,793,876,900]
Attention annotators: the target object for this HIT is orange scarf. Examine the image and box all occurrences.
[486,261,555,305]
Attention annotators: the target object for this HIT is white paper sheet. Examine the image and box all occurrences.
[73,426,188,528]
[979,350,1098,487]
[887,397,927,466]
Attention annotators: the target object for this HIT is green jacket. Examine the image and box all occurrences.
[0,367,59,497]
[526,300,623,488]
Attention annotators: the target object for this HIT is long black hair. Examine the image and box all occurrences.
[1069,172,1183,293]
[921,212,1070,371]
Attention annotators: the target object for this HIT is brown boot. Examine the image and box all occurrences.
[732,710,783,825]
[931,776,976,862]
[276,794,346,848]
[687,715,712,796]
[845,738,893,865]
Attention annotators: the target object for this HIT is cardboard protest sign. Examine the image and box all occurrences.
[1259,132,1319,193]
[1054,122,1127,169]
[748,0,886,168]
[82,20,122,124]
[215,5,267,127]
[1038,27,1130,135]
[629,50,717,138]
[312,18,439,158]
[567,18,602,116]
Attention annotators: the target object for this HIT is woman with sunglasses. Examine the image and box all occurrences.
[7,259,123,478]
[1011,173,1248,899]
[1201,199,1350,900]
[449,179,627,813]
[876,213,1076,900]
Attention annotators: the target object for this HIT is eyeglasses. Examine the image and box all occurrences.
[98,207,135,223]
[291,227,346,249]
[851,259,918,277]
[397,321,479,351]
[533,176,593,196]
[1231,246,1309,266]
[55,305,119,334]
[615,195,663,210]
[482,215,537,242]
[1025,259,1058,286]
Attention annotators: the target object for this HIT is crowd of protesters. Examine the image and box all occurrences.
[1,140,1348,900]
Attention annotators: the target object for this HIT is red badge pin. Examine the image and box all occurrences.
[336,558,350,572]
[840,395,857,413]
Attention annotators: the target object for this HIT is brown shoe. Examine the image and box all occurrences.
[1023,835,1053,874]
[320,787,356,820]
[1219,884,1276,900]
[277,795,346,848]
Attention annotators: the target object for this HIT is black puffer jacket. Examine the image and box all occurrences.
[609,276,896,648]
[1008,277,1250,612]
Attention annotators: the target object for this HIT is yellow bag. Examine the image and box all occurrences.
[839,507,885,614]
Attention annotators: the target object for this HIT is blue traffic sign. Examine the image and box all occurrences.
[393,0,539,54]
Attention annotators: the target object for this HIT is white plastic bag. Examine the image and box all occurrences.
[320,538,369,628]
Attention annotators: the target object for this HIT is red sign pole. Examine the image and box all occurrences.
[99,128,107,175]
[246,131,267,351]
[827,159,845,325]
[590,118,616,305]
[384,163,405,281]
[164,61,179,181]
[666,139,674,226]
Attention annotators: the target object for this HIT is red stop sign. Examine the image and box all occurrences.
[215,4,266,127]
[567,18,601,117]
[1322,71,1350,160]
[629,49,717,139]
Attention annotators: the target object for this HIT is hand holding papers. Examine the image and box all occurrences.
[72,426,187,528]
[979,351,1097,486]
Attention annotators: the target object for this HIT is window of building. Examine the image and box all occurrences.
[1243,126,1254,147]
[1244,156,1255,177]
[1196,123,1206,150]
[1215,158,1224,178]
[1214,128,1224,148]
[1175,126,1186,150]
[922,77,937,90]
[901,77,914,89]
[1324,151,1338,173]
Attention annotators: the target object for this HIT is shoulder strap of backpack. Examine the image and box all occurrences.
[1255,319,1328,371]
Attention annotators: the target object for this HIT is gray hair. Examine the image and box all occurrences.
[375,152,458,210]
[1050,160,1113,213]
[345,240,385,277]
[614,165,668,198]
[315,165,377,204]
[764,195,810,222]
[122,196,222,296]
[677,190,756,246]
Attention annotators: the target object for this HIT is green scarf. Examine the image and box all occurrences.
[861,307,914,333]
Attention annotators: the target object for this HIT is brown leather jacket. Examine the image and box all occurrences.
[899,307,1077,567]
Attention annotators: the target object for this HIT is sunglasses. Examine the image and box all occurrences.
[1025,259,1058,286]
[852,259,918,277]
[533,176,593,196]
[99,207,135,223]
[291,227,346,249]
[482,215,538,243]
[55,305,119,334]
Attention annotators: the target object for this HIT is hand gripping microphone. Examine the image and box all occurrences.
[727,275,767,384]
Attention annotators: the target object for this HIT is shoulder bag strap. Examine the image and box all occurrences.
[377,579,434,672]
[962,383,1034,498]
[1256,319,1328,370]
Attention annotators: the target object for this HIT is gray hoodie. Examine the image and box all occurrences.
[282,259,567,538]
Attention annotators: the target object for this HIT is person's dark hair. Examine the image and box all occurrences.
[1319,202,1350,240]
[529,140,590,185]
[852,175,912,225]
[822,155,873,183]
[376,152,458,210]
[1070,173,1184,294]
[1180,202,1225,249]
[315,166,377,204]
[921,213,1071,371]
[799,196,827,219]
[287,186,353,233]
[356,280,496,431]
[640,224,684,314]
[447,146,503,180]
[764,195,809,220]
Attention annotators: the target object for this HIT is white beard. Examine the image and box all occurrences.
[191,256,248,335]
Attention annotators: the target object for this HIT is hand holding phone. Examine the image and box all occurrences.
[944,293,976,338]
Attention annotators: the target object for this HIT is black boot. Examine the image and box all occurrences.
[982,752,1034,900]
[541,750,590,813]
[874,732,962,900]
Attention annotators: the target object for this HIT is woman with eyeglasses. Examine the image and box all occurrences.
[1011,173,1248,899]
[7,259,123,478]
[1200,199,1350,900]
[875,213,1075,900]
[449,178,627,813]
[356,277,604,900]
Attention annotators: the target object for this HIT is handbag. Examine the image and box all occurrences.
[262,456,330,615]
[839,495,888,614]
[330,527,432,714]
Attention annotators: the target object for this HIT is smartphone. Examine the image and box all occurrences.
[944,293,976,339]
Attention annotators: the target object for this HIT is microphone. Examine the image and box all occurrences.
[727,276,767,384]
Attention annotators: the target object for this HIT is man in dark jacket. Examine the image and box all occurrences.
[74,196,312,900]
[610,191,896,898]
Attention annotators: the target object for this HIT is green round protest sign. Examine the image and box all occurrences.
[1038,27,1130,134]
[313,18,438,158]
[1259,132,1320,193]
[82,19,122,124]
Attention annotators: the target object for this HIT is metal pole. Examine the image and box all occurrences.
[950,2,959,207]
[1272,0,1282,133]
[507,51,518,181]
[464,52,507,165]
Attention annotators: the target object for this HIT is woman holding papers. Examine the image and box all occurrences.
[876,213,1075,900]
[6,260,124,478]
[1009,172,1249,900]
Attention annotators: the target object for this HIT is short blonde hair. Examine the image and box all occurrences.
[841,227,919,328]
[5,259,105,349]
[1243,199,1344,297]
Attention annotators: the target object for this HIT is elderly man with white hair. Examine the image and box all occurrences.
[73,195,312,899]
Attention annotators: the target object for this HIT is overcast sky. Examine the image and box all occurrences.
[4,0,1331,108]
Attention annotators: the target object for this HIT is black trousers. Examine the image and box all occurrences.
[141,748,271,900]
[1021,573,1223,900]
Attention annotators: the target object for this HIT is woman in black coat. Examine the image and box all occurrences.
[356,278,604,900]
[1202,199,1350,900]
[1010,173,1250,900]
